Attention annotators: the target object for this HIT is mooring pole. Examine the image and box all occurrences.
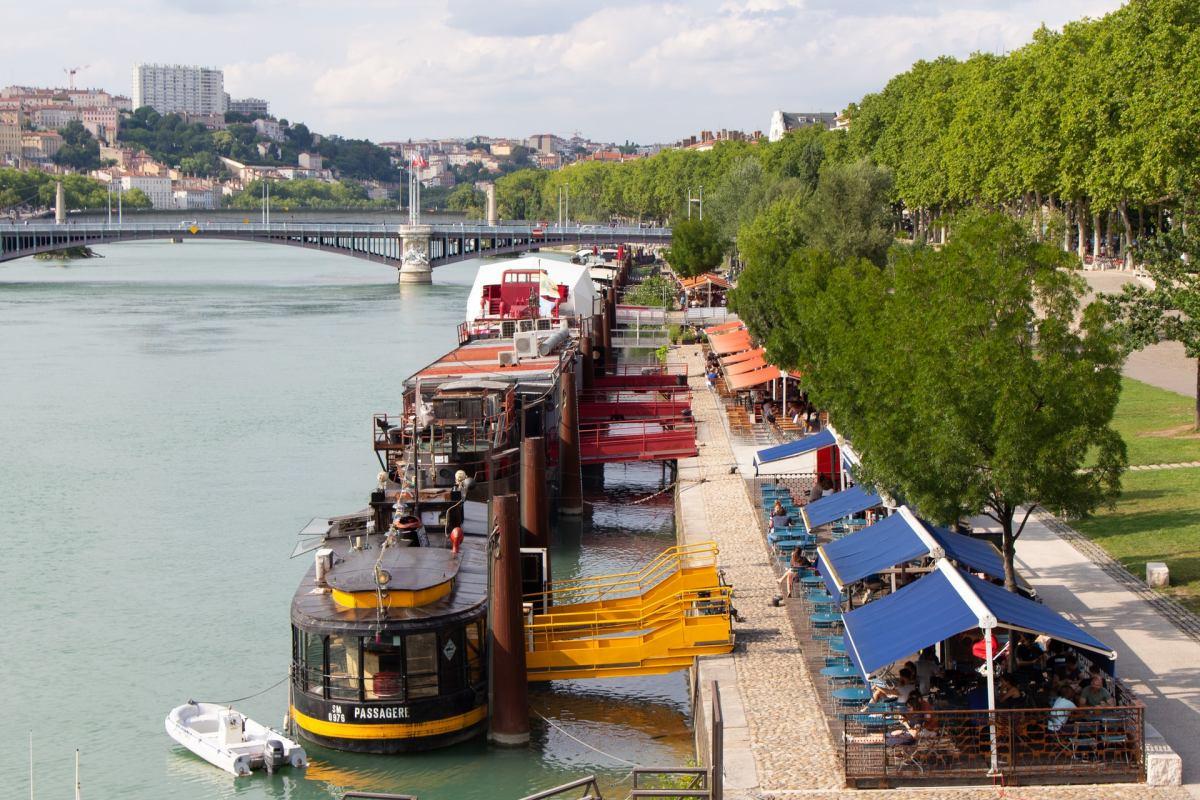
[605,288,618,371]
[521,435,550,553]
[599,300,612,373]
[558,365,584,515]
[591,315,605,377]
[489,493,530,746]
[579,335,594,393]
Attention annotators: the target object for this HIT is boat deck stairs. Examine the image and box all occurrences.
[524,542,734,681]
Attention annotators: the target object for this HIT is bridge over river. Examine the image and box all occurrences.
[0,220,672,283]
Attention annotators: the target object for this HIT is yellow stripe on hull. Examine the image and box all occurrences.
[291,704,486,740]
[331,580,452,609]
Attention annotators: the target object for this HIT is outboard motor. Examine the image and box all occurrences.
[263,738,286,774]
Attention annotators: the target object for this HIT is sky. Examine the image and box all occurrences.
[3,0,1124,144]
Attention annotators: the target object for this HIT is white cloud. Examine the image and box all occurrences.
[1,0,1124,142]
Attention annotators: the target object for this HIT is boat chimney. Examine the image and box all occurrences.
[314,548,334,587]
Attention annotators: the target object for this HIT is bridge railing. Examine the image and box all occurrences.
[1,220,673,238]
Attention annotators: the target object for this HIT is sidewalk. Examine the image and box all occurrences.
[1081,272,1196,399]
[1010,512,1200,798]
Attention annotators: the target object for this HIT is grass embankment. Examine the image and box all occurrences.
[1107,378,1200,466]
[1073,378,1200,613]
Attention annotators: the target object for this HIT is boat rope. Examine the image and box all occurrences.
[204,673,289,705]
[531,708,640,768]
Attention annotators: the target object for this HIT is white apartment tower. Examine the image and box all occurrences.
[133,64,227,115]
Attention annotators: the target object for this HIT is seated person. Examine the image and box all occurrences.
[808,478,824,503]
[1047,684,1078,733]
[777,547,813,597]
[914,648,943,695]
[1014,633,1045,674]
[769,500,792,530]
[867,666,917,705]
[888,691,938,746]
[1078,674,1113,707]
[996,674,1026,709]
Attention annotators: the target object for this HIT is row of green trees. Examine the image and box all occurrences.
[493,0,1199,261]
[736,204,1129,589]
[225,179,394,210]
[845,0,1200,260]
[0,168,150,212]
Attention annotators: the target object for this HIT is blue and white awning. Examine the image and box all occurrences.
[842,560,1116,681]
[801,484,883,531]
[817,506,1005,595]
[753,429,836,467]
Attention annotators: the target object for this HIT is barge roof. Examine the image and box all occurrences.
[407,338,565,387]
[291,536,487,634]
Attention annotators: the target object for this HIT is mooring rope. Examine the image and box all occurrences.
[203,674,290,706]
[531,708,640,769]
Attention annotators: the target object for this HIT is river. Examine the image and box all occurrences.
[0,240,691,800]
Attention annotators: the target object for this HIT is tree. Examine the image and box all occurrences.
[664,217,728,277]
[1107,218,1200,427]
[800,159,896,266]
[52,121,101,171]
[446,184,485,218]
[824,214,1126,590]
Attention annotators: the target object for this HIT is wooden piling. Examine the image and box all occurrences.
[488,493,530,746]
[579,335,594,393]
[558,365,584,516]
[521,436,550,551]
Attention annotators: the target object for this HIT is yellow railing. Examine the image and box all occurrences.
[524,541,734,680]
[526,541,720,608]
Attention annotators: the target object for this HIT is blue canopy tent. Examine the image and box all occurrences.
[752,429,836,476]
[800,484,883,532]
[817,506,1005,599]
[841,559,1117,773]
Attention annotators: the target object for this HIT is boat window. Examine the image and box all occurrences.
[327,635,360,702]
[363,637,405,700]
[300,629,324,696]
[465,619,484,686]
[406,632,439,699]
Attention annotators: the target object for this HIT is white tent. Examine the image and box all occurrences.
[465,256,597,323]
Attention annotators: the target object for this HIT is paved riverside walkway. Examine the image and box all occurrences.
[1081,271,1196,399]
[1006,511,1200,799]
[674,344,1188,800]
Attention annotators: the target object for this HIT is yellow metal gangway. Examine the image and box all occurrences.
[524,542,735,681]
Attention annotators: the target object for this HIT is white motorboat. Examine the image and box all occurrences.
[165,701,307,776]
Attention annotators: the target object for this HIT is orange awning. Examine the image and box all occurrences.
[681,272,731,290]
[727,365,781,391]
[704,321,744,336]
[726,357,767,375]
[721,347,764,366]
[708,329,752,355]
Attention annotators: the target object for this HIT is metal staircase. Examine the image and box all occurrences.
[524,542,734,681]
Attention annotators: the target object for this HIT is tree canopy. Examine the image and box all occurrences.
[52,121,101,172]
[741,213,1127,589]
[664,217,728,277]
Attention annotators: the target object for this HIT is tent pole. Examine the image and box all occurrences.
[985,628,999,776]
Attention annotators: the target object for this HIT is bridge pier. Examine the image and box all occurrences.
[398,224,433,284]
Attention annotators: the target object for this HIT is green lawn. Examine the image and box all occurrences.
[1111,378,1200,466]
[1074,468,1200,613]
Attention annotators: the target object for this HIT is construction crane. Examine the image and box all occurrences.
[63,65,90,90]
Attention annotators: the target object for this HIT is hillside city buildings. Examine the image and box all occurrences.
[2,65,843,215]
[132,64,226,116]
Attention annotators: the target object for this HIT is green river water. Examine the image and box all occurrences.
[0,241,691,800]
